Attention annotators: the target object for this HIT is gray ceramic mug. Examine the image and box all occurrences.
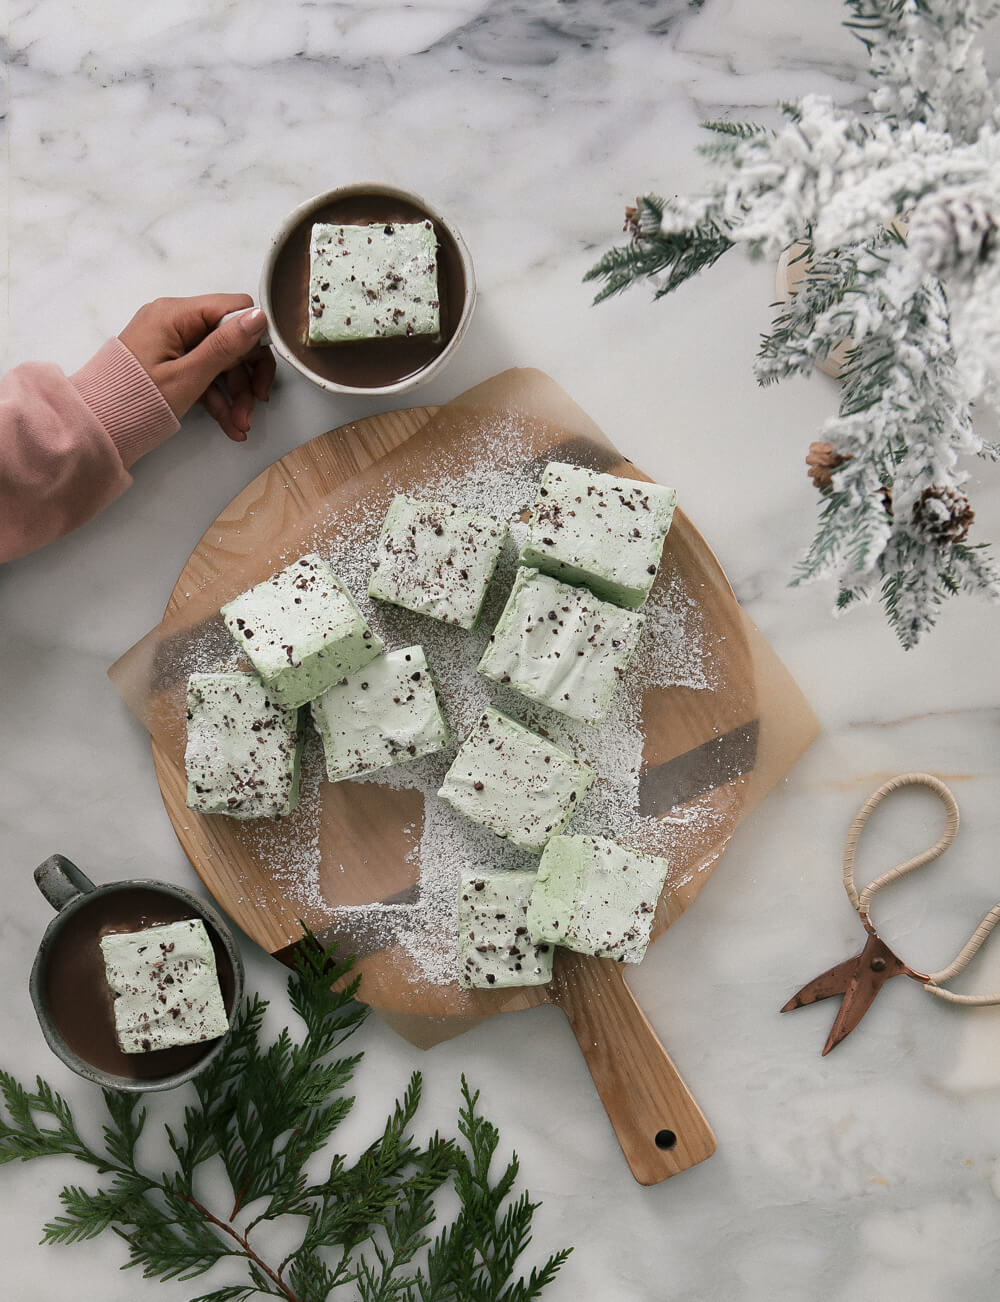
[30,854,244,1092]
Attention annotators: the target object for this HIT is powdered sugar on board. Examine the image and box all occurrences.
[180,415,726,987]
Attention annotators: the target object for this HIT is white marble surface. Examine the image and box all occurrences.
[4,1,1000,1298]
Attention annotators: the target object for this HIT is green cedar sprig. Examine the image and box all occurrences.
[0,933,570,1302]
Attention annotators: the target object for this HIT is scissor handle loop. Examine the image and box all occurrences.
[843,773,959,917]
[844,773,1000,1007]
[923,903,1000,1005]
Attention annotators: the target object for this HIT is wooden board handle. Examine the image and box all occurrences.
[552,951,716,1185]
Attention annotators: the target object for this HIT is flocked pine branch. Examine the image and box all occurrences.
[844,0,1000,139]
[587,0,1000,646]
[0,933,570,1302]
[585,196,733,302]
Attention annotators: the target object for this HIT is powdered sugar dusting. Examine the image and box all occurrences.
[314,430,720,986]
[238,730,327,917]
[328,550,723,986]
[174,414,728,988]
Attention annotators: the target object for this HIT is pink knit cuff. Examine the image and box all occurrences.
[70,337,179,470]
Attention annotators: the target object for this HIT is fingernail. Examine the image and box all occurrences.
[236,307,267,335]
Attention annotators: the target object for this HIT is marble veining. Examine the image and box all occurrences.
[3,2,1000,1299]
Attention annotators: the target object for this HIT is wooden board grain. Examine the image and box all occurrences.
[124,368,815,1183]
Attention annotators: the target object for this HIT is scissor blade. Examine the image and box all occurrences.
[821,934,908,1055]
[780,953,862,1012]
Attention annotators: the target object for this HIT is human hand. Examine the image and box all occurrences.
[118,293,276,442]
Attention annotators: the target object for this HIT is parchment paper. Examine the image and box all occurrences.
[109,368,819,1037]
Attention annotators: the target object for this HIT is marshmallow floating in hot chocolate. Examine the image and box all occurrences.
[307,220,441,345]
[99,919,229,1054]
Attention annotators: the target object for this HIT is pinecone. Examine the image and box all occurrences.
[907,190,996,281]
[806,441,853,490]
[911,485,975,545]
[624,197,662,241]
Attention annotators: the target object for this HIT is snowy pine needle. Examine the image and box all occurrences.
[588,0,1000,646]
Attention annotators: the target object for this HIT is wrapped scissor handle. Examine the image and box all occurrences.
[843,772,1000,1006]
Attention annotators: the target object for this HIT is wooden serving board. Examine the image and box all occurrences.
[113,369,818,1185]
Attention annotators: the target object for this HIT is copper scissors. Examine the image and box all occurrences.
[782,773,1000,1055]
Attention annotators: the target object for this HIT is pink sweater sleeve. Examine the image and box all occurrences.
[0,338,179,563]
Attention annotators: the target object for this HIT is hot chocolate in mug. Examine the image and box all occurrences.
[30,854,244,1092]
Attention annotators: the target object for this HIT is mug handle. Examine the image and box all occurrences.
[34,855,96,911]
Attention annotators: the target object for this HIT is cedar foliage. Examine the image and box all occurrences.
[0,935,570,1302]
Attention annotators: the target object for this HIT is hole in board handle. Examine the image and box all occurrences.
[654,1129,677,1151]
